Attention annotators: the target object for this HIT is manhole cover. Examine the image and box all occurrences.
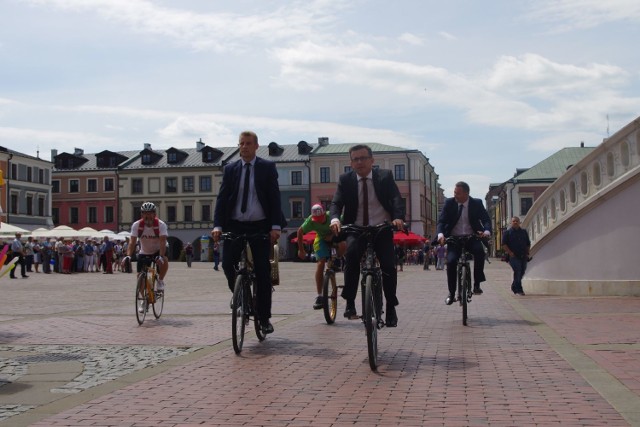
[15,353,84,363]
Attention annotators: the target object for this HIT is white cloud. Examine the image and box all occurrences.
[438,31,457,41]
[526,0,640,31]
[398,32,424,46]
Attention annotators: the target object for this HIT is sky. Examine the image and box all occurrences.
[1,0,640,198]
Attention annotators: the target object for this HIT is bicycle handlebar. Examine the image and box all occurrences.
[221,232,269,242]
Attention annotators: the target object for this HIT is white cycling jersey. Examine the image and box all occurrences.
[130,219,169,255]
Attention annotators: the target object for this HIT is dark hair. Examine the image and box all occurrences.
[455,181,470,193]
[349,144,373,158]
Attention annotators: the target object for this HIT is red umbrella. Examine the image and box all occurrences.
[393,231,426,246]
[290,230,317,244]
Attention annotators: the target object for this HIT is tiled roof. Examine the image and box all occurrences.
[515,147,596,181]
[312,142,411,155]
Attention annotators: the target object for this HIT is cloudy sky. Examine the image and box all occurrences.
[1,0,639,197]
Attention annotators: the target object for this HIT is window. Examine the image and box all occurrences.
[200,176,212,192]
[70,207,79,224]
[520,197,533,216]
[52,207,59,224]
[166,177,177,193]
[69,179,79,193]
[133,207,141,222]
[88,179,98,192]
[88,207,98,223]
[201,204,211,221]
[292,200,303,219]
[39,169,44,184]
[104,178,114,192]
[10,194,17,214]
[142,153,153,164]
[52,180,60,193]
[105,206,114,223]
[132,178,143,194]
[27,167,33,182]
[26,195,33,215]
[167,206,177,222]
[394,164,406,181]
[168,152,178,163]
[184,205,193,222]
[38,198,45,216]
[344,166,352,173]
[291,171,302,185]
[320,167,330,183]
[183,176,194,192]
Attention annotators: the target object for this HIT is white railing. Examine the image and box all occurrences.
[522,118,640,249]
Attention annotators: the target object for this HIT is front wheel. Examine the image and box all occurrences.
[461,264,470,326]
[322,270,337,324]
[364,274,378,371]
[231,274,247,354]
[135,274,147,325]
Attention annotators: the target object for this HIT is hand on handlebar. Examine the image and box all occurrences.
[155,255,165,265]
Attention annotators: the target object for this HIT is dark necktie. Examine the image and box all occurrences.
[241,163,251,213]
[456,204,464,222]
[362,177,369,226]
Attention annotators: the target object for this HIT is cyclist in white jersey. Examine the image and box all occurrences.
[122,202,170,291]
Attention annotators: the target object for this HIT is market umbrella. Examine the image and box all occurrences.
[0,223,30,237]
[290,230,317,244]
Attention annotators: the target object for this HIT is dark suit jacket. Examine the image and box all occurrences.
[214,157,286,230]
[330,168,405,224]
[436,196,491,237]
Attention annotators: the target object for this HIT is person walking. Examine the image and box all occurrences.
[9,232,29,279]
[502,216,531,296]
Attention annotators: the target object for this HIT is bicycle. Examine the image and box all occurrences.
[341,222,397,371]
[222,232,268,354]
[321,245,344,325]
[445,235,477,326]
[135,255,164,325]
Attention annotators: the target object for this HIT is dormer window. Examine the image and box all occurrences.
[168,152,178,163]
[142,153,153,165]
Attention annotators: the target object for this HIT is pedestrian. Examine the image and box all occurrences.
[436,242,446,270]
[212,242,220,270]
[185,242,193,267]
[395,244,405,272]
[502,216,531,296]
[422,240,430,270]
[24,236,34,272]
[9,232,29,279]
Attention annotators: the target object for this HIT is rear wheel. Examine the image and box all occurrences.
[231,275,247,354]
[135,274,147,325]
[322,270,337,324]
[364,274,378,371]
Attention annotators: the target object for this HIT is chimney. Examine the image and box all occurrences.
[144,143,151,150]
[196,138,204,152]
[74,148,84,156]
[51,149,58,161]
[318,137,329,146]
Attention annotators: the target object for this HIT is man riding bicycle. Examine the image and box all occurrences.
[297,204,346,310]
[122,202,169,293]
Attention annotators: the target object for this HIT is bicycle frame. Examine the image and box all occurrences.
[446,235,475,326]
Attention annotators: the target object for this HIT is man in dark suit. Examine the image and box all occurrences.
[437,181,492,305]
[330,144,405,327]
[212,131,284,335]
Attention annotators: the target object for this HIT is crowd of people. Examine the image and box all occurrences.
[2,233,133,277]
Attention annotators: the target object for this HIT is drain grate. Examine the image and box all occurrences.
[14,353,85,363]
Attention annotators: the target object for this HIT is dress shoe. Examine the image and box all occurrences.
[22,275,29,278]
[473,284,483,294]
[445,293,455,305]
[515,291,525,296]
[261,321,274,334]
[385,305,398,327]
[343,306,358,319]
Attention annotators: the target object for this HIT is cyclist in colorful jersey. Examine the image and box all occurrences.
[122,202,169,292]
[297,204,346,309]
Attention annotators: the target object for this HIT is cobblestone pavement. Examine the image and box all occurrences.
[0,259,639,426]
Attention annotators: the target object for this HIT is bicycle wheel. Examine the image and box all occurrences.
[152,279,164,319]
[364,274,378,371]
[135,274,147,325]
[322,270,337,324]
[231,274,247,354]
[253,282,266,342]
[461,264,470,326]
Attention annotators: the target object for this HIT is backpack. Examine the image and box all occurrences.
[137,217,160,238]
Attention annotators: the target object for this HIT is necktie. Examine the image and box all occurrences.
[362,177,369,226]
[456,204,464,222]
[241,163,251,213]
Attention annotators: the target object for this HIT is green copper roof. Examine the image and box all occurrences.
[515,147,596,181]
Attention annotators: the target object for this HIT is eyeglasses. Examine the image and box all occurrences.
[350,156,371,163]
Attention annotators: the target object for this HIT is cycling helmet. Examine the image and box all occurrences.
[140,202,156,213]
